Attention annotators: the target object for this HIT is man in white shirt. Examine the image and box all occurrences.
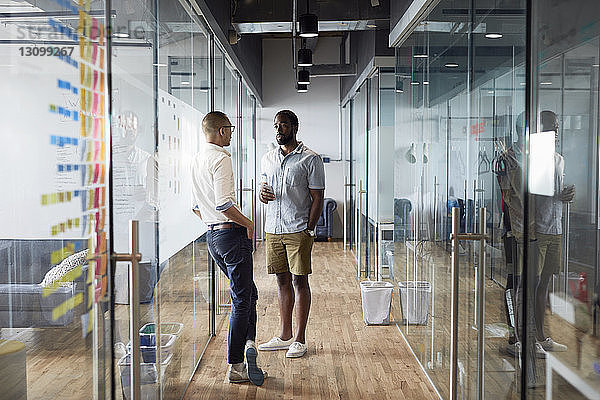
[191,111,266,385]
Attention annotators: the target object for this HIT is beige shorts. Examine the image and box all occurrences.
[265,230,314,275]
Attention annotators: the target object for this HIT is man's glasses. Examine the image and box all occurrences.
[221,125,235,133]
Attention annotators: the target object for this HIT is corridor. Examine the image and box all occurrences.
[184,242,438,400]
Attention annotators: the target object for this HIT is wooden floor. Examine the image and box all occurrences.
[183,241,440,400]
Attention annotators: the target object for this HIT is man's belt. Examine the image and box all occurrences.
[209,222,238,231]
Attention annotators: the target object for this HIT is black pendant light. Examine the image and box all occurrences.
[299,0,318,38]
[297,68,310,85]
[297,48,312,67]
[297,83,308,93]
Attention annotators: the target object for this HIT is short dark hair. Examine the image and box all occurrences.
[274,110,298,126]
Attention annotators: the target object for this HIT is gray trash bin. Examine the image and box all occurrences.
[398,281,431,325]
[360,281,394,325]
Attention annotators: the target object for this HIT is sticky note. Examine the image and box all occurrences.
[52,292,83,321]
[94,187,100,208]
[99,164,105,184]
[91,18,98,40]
[92,43,98,64]
[92,93,98,114]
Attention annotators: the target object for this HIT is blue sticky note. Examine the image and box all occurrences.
[73,112,79,121]
[51,135,57,145]
[58,165,64,172]
[66,165,72,172]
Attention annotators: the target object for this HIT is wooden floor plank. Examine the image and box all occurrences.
[183,242,438,400]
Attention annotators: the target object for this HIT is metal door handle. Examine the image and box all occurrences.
[357,180,367,277]
[449,208,487,400]
[112,220,142,400]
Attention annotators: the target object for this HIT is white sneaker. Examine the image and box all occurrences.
[505,341,547,359]
[286,341,307,358]
[538,337,567,352]
[258,336,294,351]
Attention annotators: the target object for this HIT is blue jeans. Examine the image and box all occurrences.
[207,225,258,364]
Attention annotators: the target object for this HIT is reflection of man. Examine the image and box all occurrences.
[112,111,158,220]
[533,110,574,352]
[258,110,324,358]
[496,112,545,360]
[191,111,266,385]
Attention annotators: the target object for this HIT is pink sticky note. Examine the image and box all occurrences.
[92,43,98,64]
[93,164,100,183]
[94,188,100,208]
[93,118,99,138]
[93,70,98,90]
[91,18,98,40]
[92,93,98,114]
[94,141,100,161]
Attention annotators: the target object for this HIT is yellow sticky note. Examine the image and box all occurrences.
[52,292,83,321]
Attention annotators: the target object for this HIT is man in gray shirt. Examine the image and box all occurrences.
[257,110,325,358]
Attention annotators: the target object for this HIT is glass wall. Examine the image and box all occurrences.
[0,0,112,397]
[0,0,259,398]
[389,0,600,398]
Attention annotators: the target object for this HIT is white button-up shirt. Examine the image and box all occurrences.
[261,142,325,234]
[191,143,239,225]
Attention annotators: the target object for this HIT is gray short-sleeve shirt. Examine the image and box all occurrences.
[261,142,325,234]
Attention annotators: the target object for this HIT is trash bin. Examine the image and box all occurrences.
[360,281,394,325]
[398,281,431,325]
[118,353,172,400]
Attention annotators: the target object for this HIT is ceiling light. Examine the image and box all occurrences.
[298,48,313,67]
[423,81,429,85]
[181,81,190,85]
[540,81,553,85]
[445,62,459,68]
[520,82,526,86]
[299,13,318,38]
[413,54,428,58]
[153,63,167,67]
[411,81,420,85]
[366,24,377,28]
[395,77,404,93]
[488,90,494,94]
[297,69,310,85]
[485,33,503,39]
[593,64,599,67]
[297,83,308,93]
[113,32,129,38]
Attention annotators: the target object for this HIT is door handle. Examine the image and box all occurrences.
[112,220,142,400]
[449,208,487,400]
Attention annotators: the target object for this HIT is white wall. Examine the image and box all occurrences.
[260,38,344,238]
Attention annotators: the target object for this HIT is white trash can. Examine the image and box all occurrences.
[360,281,394,325]
[398,281,431,325]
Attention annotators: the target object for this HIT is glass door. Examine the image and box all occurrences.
[367,74,378,280]
[240,87,256,247]
[110,0,214,398]
[352,83,368,276]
